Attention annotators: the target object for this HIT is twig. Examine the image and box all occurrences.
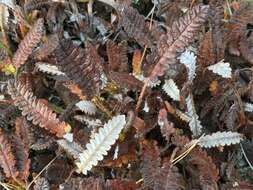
[240,143,253,171]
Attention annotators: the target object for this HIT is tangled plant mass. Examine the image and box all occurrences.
[0,0,252,189]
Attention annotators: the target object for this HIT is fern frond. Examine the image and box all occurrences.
[244,102,253,112]
[106,40,128,72]
[75,115,126,175]
[150,5,209,79]
[0,128,18,179]
[116,4,153,47]
[7,79,70,138]
[199,131,244,148]
[12,18,44,69]
[186,94,203,137]
[35,62,65,76]
[178,50,196,82]
[162,79,180,101]
[75,100,97,115]
[0,0,15,9]
[207,60,232,78]
[74,115,102,128]
[57,139,84,160]
[52,40,105,99]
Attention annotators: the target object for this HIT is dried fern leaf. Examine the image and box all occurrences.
[24,0,63,12]
[150,5,209,79]
[162,79,180,101]
[7,79,70,138]
[12,18,44,69]
[33,177,50,190]
[116,4,153,47]
[0,128,18,179]
[106,40,128,73]
[75,100,97,115]
[207,60,232,78]
[75,115,126,175]
[13,117,30,180]
[154,164,186,190]
[244,102,253,112]
[35,62,65,76]
[199,131,244,148]
[52,40,105,99]
[186,94,203,137]
[33,33,59,61]
[178,50,196,82]
[132,49,142,75]
[188,147,219,184]
[140,140,161,189]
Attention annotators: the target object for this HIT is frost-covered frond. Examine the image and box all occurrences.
[207,60,232,78]
[0,0,15,9]
[75,115,126,175]
[74,115,102,128]
[57,139,84,160]
[178,50,196,82]
[244,102,253,112]
[199,131,244,148]
[143,101,149,113]
[35,62,66,76]
[163,79,180,101]
[75,100,97,115]
[134,74,161,88]
[186,94,203,137]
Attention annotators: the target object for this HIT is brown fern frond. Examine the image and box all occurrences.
[13,117,31,180]
[140,140,161,189]
[52,40,105,99]
[151,4,209,79]
[7,79,70,138]
[12,18,44,69]
[116,4,154,47]
[106,40,128,73]
[24,0,61,13]
[154,164,186,190]
[0,128,18,179]
[109,71,143,91]
[33,33,59,61]
[188,147,219,185]
[60,177,104,190]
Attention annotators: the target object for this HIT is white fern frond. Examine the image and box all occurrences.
[0,5,9,26]
[178,50,196,82]
[0,0,15,9]
[75,115,126,175]
[74,115,103,128]
[100,72,108,89]
[75,100,97,115]
[186,94,203,136]
[163,79,180,101]
[143,101,149,112]
[63,133,73,142]
[57,139,84,160]
[244,102,253,112]
[207,60,232,78]
[35,62,66,76]
[199,131,243,148]
[134,74,161,88]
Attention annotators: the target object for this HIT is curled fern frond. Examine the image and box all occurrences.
[75,115,126,175]
[12,18,44,69]
[199,131,244,148]
[7,79,70,138]
[35,62,66,76]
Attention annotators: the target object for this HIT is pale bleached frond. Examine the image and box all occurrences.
[75,100,97,115]
[57,139,84,160]
[75,115,126,175]
[207,60,232,78]
[134,74,161,88]
[244,102,253,112]
[163,79,180,101]
[186,94,203,137]
[199,131,243,148]
[178,50,196,82]
[35,62,66,76]
[0,0,15,9]
[74,115,102,128]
